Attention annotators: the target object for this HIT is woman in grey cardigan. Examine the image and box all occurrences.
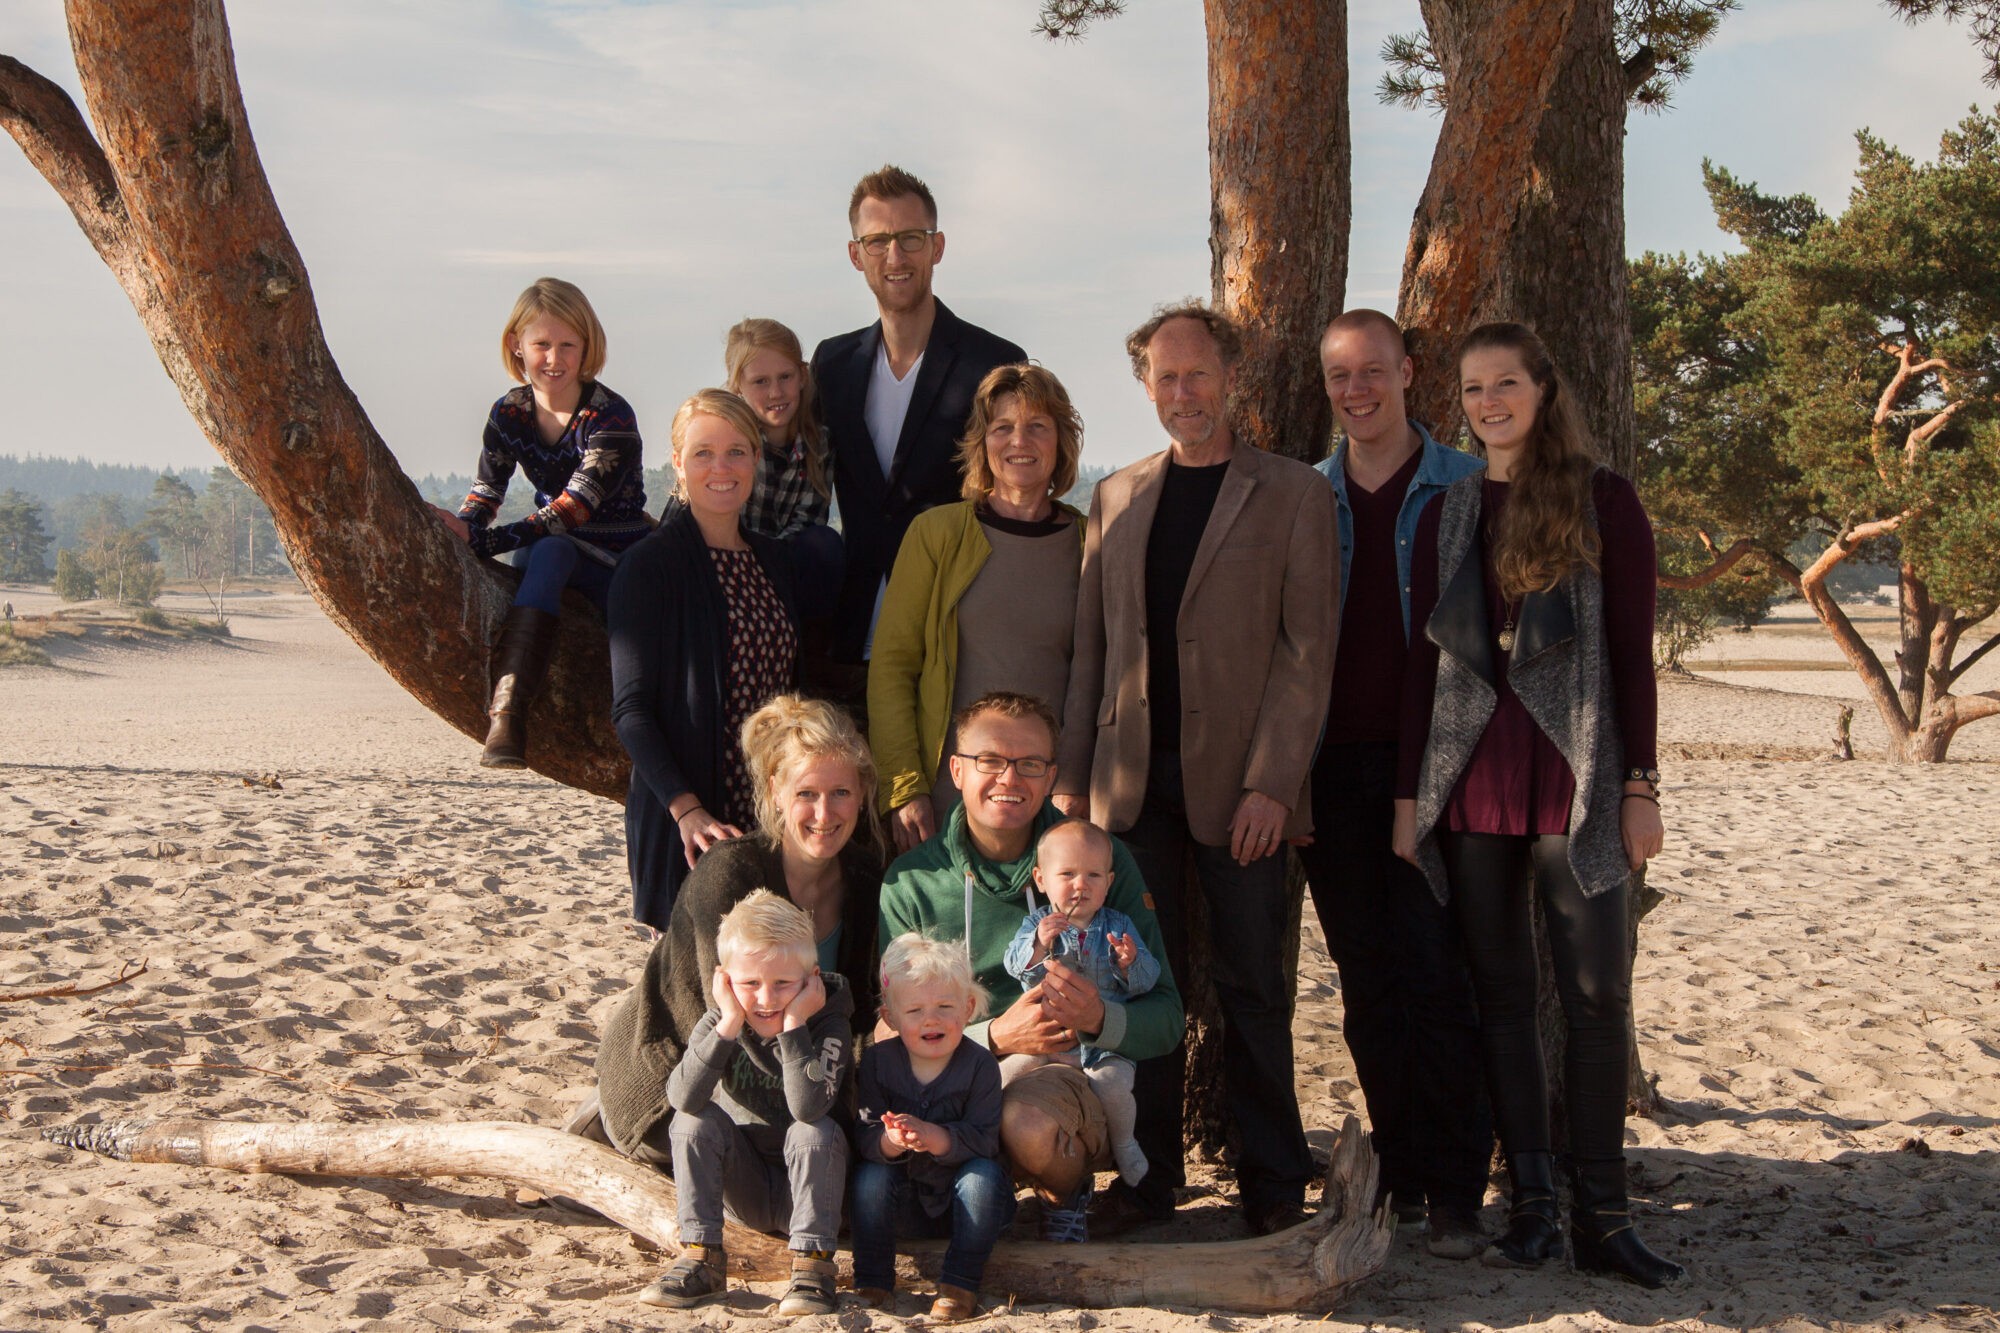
[1392,323,1680,1289]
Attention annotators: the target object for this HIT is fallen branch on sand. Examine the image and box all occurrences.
[42,1113,1392,1312]
[0,958,148,1003]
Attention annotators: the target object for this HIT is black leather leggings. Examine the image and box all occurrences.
[1443,832,1633,1167]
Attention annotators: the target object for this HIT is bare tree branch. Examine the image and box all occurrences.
[1951,690,2000,724]
[0,959,148,1003]
[1622,42,1660,97]
[0,55,130,267]
[1797,515,1921,742]
[1907,394,1969,451]
[1657,537,1762,588]
[1948,627,2000,684]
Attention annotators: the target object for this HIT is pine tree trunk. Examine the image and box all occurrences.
[1399,0,1636,471]
[1396,0,1584,431]
[1487,0,1637,474]
[1178,0,1348,1161]
[1205,0,1350,466]
[0,4,629,801]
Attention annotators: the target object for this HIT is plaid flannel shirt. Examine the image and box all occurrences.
[741,435,832,540]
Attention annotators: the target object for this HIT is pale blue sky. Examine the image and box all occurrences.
[0,0,1991,478]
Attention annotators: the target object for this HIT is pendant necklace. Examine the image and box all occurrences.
[1485,514,1519,652]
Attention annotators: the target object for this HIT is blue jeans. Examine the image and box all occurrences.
[849,1155,1016,1294]
[513,535,615,616]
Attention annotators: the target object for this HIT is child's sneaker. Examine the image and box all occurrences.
[639,1243,727,1308]
[776,1250,837,1317]
[1038,1179,1091,1243]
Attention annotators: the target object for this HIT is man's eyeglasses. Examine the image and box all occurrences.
[853,229,938,256]
[954,752,1052,778]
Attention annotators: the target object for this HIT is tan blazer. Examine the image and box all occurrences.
[1056,443,1339,845]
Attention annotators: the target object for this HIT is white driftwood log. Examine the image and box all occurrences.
[44,1113,1392,1313]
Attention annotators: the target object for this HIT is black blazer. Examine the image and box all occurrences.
[811,299,1025,661]
[608,503,800,928]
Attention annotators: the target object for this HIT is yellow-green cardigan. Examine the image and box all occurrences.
[866,499,1086,814]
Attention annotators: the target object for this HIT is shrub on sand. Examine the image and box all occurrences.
[0,624,51,668]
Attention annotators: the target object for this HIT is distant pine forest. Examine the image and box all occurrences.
[0,450,1114,593]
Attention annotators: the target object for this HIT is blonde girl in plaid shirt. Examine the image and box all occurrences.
[724,320,846,623]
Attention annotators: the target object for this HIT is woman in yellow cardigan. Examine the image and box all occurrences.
[867,364,1088,854]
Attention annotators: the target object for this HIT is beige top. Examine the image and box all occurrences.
[931,515,1081,804]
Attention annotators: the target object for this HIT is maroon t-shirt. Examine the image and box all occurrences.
[1397,470,1657,835]
[1325,448,1423,745]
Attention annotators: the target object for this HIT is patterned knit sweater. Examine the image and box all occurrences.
[458,381,649,558]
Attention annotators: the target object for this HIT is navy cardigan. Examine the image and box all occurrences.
[609,503,800,928]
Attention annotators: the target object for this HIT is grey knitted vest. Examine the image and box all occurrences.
[1411,472,1629,904]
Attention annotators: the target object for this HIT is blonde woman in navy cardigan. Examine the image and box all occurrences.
[610,390,799,930]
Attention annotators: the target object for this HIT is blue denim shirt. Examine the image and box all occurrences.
[1315,420,1485,637]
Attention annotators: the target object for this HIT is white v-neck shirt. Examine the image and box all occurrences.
[861,341,925,659]
[865,341,924,479]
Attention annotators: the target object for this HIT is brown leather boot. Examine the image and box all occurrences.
[480,606,558,768]
[928,1284,979,1322]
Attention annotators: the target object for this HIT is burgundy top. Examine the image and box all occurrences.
[1325,448,1423,746]
[1396,471,1656,835]
[710,545,799,829]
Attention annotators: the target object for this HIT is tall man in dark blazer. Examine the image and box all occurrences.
[811,165,1026,665]
[1056,302,1339,1237]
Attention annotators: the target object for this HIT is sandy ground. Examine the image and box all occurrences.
[3,588,1998,1332]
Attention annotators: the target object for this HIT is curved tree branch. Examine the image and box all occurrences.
[5,3,628,801]
[1797,515,1919,748]
[1947,627,2000,684]
[1657,536,1762,589]
[0,55,130,267]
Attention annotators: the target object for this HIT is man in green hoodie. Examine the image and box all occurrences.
[878,691,1184,1242]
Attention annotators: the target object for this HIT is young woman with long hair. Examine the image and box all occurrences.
[1392,322,1681,1288]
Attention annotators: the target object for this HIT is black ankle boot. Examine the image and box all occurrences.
[1483,1150,1561,1268]
[1569,1159,1685,1288]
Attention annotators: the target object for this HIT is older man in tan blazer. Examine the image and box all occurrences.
[1055,301,1338,1238]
